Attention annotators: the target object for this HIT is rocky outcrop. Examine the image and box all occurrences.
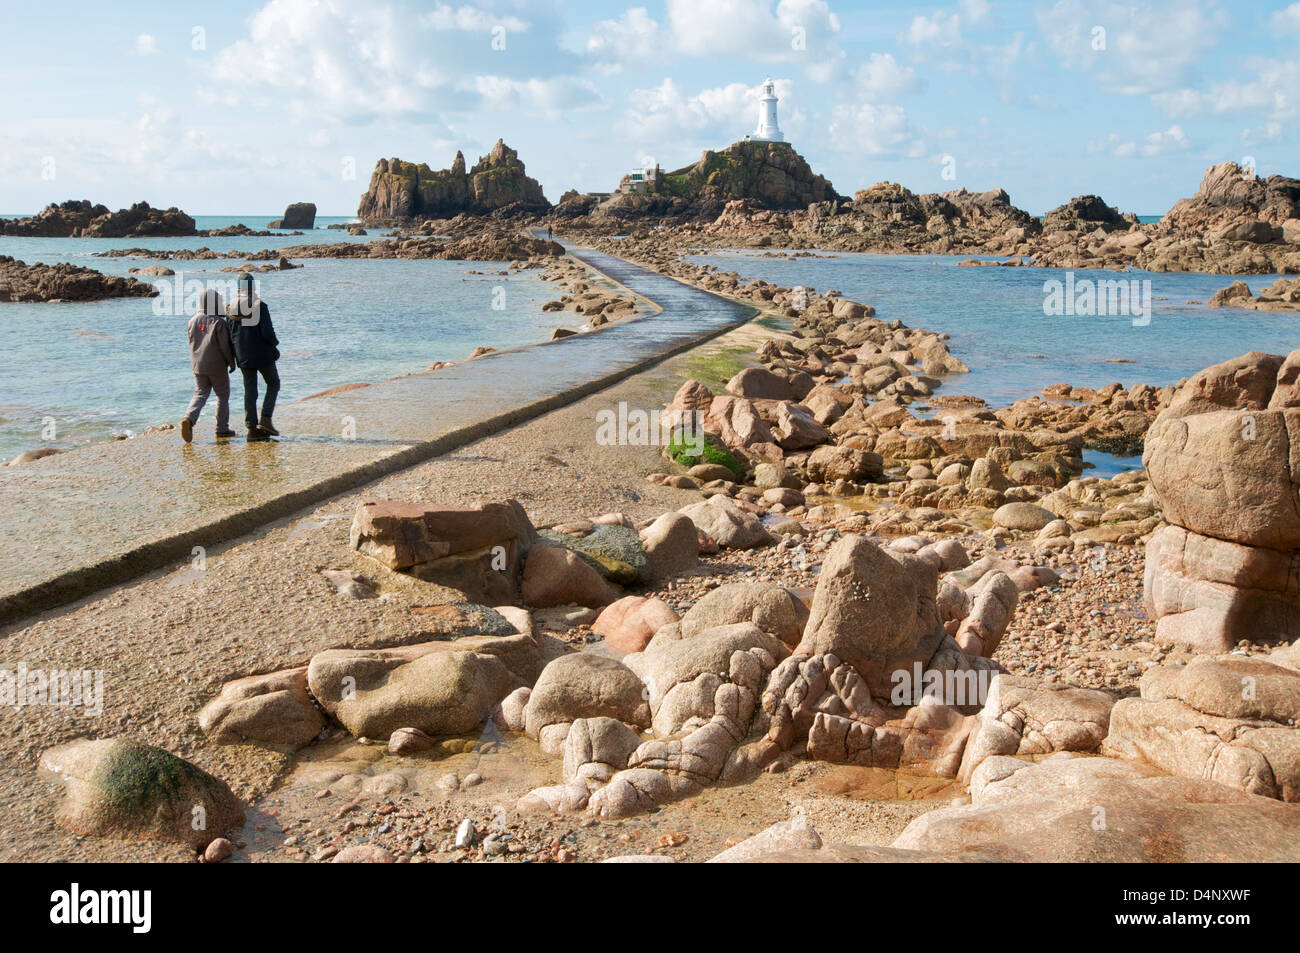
[1207,277,1300,312]
[1041,194,1130,232]
[891,753,1300,862]
[0,200,196,237]
[698,180,1039,255]
[1162,160,1300,234]
[0,256,160,303]
[604,140,838,220]
[1025,163,1300,274]
[1103,652,1300,801]
[268,202,316,229]
[357,140,550,221]
[958,674,1116,780]
[1143,350,1300,650]
[234,229,563,262]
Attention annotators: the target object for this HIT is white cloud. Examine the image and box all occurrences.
[135,34,158,55]
[421,3,527,32]
[665,0,841,72]
[1271,2,1300,33]
[899,3,1026,78]
[852,52,921,100]
[585,7,660,74]
[470,75,604,116]
[828,102,924,157]
[1240,122,1282,147]
[210,0,585,122]
[904,10,962,48]
[617,77,800,150]
[1142,124,1189,155]
[1087,124,1190,158]
[1037,0,1227,95]
[1152,57,1300,121]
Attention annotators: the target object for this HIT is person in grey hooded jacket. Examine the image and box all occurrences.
[181,289,236,443]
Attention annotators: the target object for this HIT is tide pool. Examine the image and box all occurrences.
[687,249,1297,407]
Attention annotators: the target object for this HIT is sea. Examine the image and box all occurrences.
[683,247,1295,475]
[0,216,581,459]
[0,213,1295,464]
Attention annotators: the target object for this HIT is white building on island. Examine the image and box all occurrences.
[746,78,785,143]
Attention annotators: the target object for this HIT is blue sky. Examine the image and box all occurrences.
[1,0,1296,216]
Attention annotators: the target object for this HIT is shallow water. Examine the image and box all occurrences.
[0,216,580,458]
[687,249,1298,406]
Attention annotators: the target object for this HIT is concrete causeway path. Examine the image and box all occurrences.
[0,240,756,625]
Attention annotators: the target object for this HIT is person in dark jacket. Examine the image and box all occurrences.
[181,289,236,442]
[228,273,281,439]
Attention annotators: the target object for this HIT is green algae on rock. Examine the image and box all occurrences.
[39,738,243,850]
[538,523,652,586]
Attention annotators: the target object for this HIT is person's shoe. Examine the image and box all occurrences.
[180,418,193,443]
[215,428,237,438]
[258,417,280,436]
[246,426,270,442]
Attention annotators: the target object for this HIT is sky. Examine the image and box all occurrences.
[0,0,1297,216]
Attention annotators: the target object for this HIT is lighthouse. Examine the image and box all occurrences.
[749,78,784,143]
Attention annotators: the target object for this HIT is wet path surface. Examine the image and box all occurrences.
[0,240,756,624]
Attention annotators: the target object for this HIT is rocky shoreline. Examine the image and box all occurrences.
[552,161,1300,276]
[0,255,159,303]
[9,233,1300,863]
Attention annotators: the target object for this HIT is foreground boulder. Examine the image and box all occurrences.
[1143,350,1300,649]
[639,511,699,581]
[40,739,243,850]
[1103,653,1300,801]
[591,596,680,656]
[538,523,651,585]
[306,634,535,740]
[895,754,1300,861]
[198,666,325,747]
[523,654,650,751]
[678,496,773,549]
[521,543,620,609]
[677,582,807,648]
[796,536,945,694]
[350,499,535,604]
[958,675,1116,781]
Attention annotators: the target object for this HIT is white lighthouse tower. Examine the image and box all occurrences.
[749,78,784,142]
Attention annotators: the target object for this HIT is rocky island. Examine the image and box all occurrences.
[358,139,551,223]
[0,199,197,238]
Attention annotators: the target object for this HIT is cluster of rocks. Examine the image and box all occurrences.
[550,160,1298,276]
[1208,277,1300,311]
[0,256,159,303]
[358,140,550,222]
[0,200,197,238]
[958,162,1300,275]
[538,256,638,331]
[36,335,1300,859]
[246,229,564,263]
[1143,349,1300,652]
[93,229,564,266]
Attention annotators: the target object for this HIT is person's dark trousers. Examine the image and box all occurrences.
[242,364,280,430]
